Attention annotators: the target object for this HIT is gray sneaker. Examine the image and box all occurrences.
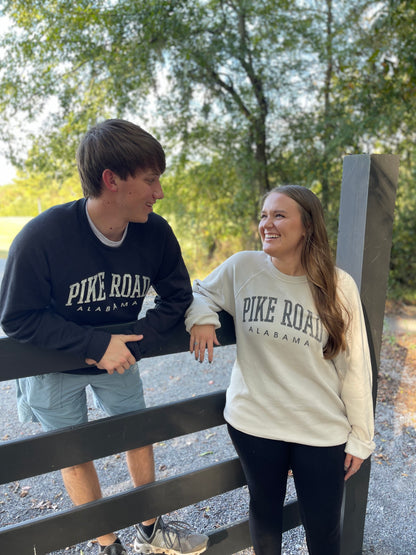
[133,517,209,555]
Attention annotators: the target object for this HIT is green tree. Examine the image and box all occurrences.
[157,156,256,276]
[0,171,81,216]
[0,1,337,219]
[331,0,416,297]
[1,1,415,295]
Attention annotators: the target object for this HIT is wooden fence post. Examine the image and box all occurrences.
[336,154,399,554]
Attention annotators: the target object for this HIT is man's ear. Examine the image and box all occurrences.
[102,169,119,192]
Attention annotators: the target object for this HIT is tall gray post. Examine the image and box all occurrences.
[336,154,399,554]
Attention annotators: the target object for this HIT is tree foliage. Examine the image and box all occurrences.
[0,0,415,295]
[1,0,317,192]
[0,171,81,216]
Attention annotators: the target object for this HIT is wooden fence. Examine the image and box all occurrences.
[0,154,399,554]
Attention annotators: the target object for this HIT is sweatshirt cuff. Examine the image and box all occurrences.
[184,312,221,333]
[126,339,144,361]
[85,329,112,364]
[345,435,375,460]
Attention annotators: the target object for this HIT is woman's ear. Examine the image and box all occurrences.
[102,169,119,192]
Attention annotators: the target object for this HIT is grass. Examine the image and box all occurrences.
[0,216,31,257]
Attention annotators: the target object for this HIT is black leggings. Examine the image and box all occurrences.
[228,424,345,555]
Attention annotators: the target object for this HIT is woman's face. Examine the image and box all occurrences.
[258,192,306,275]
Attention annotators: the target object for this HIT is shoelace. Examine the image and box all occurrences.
[159,519,194,550]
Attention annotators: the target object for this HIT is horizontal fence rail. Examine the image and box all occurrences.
[0,310,301,553]
[0,311,237,381]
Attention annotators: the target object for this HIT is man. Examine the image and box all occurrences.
[0,119,208,555]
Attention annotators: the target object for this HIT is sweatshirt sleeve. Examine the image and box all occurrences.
[185,254,237,332]
[333,271,375,460]
[0,227,111,363]
[127,226,193,359]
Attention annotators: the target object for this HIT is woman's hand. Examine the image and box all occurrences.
[189,324,220,363]
[344,453,364,481]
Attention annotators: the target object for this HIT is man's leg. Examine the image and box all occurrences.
[92,368,209,554]
[18,373,123,549]
[61,461,118,547]
[126,444,156,526]
[91,367,156,525]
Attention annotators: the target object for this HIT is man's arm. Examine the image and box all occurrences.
[127,228,193,359]
[0,234,142,372]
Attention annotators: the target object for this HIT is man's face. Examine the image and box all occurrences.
[116,168,164,223]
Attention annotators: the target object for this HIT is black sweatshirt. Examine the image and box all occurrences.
[0,199,192,373]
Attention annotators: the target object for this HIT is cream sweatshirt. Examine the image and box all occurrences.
[185,251,375,460]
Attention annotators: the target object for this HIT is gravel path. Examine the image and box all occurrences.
[0,259,415,554]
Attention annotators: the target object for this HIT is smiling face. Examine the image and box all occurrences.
[115,167,164,224]
[259,192,306,275]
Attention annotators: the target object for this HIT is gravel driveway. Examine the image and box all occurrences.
[0,258,415,554]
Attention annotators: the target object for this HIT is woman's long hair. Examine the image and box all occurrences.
[262,185,348,359]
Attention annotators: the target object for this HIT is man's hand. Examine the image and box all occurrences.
[189,324,220,363]
[85,334,143,374]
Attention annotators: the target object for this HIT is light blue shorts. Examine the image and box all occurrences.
[16,363,145,432]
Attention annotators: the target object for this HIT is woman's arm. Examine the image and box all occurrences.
[335,270,375,461]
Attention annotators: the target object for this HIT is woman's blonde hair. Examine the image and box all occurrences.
[262,185,348,359]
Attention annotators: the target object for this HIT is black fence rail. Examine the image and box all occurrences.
[0,311,302,554]
[0,154,399,554]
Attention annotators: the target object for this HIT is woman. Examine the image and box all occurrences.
[185,185,374,555]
